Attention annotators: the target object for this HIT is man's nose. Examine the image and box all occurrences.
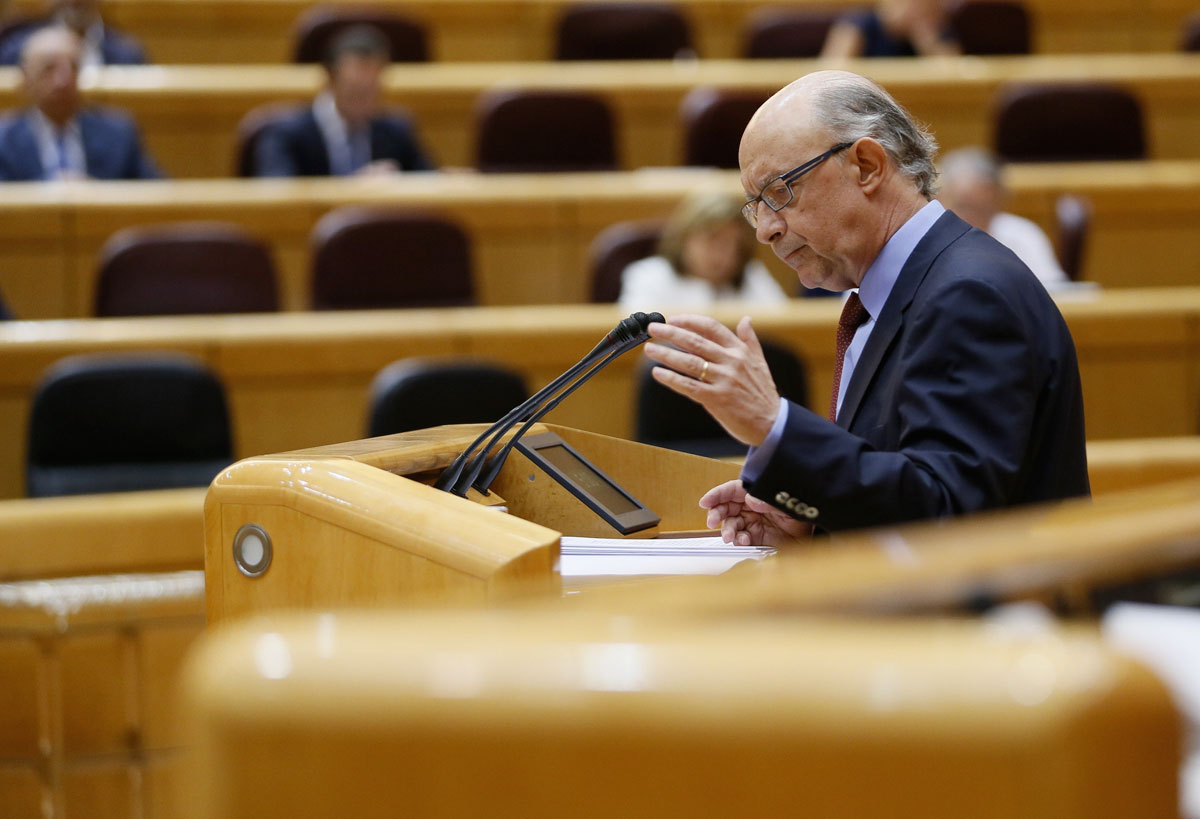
[754,205,785,245]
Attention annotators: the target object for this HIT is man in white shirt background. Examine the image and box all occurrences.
[936,147,1070,288]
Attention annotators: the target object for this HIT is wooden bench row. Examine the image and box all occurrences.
[1,163,1198,321]
[8,0,1197,63]
[1,54,1198,180]
[1,291,1198,499]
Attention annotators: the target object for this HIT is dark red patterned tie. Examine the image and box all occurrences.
[829,292,870,422]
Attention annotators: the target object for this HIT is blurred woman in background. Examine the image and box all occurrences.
[618,191,788,310]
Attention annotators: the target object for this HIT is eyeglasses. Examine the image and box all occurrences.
[741,141,856,228]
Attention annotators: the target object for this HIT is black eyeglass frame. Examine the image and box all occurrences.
[741,141,856,228]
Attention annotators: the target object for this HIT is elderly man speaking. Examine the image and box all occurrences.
[644,70,1089,545]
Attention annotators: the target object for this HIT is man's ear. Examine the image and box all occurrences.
[848,138,888,194]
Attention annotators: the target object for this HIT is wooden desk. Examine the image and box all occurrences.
[2,54,1199,179]
[0,291,1197,499]
[1,163,1198,321]
[8,0,1197,62]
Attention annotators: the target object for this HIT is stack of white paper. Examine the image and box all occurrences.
[560,535,775,583]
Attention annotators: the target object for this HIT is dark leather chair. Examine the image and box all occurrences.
[1055,193,1092,282]
[26,354,233,497]
[474,90,618,173]
[94,222,279,316]
[554,3,693,60]
[310,206,474,310]
[741,8,843,58]
[947,0,1031,54]
[1182,11,1200,51]
[993,83,1146,162]
[635,340,808,457]
[292,6,429,63]
[233,102,298,177]
[367,359,529,436]
[587,220,664,303]
[680,86,771,168]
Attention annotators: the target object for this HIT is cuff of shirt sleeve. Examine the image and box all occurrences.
[740,397,789,484]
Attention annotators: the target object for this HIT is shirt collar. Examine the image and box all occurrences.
[856,199,945,319]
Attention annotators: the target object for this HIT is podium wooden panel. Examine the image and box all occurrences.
[204,423,739,624]
[2,55,1199,180]
[181,609,1179,818]
[9,0,1197,62]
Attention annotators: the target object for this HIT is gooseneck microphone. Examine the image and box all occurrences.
[435,312,663,497]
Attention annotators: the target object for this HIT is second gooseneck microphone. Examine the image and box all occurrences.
[435,311,663,497]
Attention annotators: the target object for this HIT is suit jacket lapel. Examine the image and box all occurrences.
[836,210,971,430]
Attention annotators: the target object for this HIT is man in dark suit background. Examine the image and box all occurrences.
[0,26,160,180]
[253,24,435,178]
[644,69,1089,544]
[0,0,147,66]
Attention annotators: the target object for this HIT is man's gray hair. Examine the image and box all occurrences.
[810,76,939,198]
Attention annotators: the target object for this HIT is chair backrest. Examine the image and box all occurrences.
[741,8,843,58]
[1182,11,1200,51]
[292,6,429,63]
[588,220,664,303]
[474,90,618,173]
[993,83,1146,162]
[1055,193,1092,282]
[26,353,233,497]
[234,102,299,177]
[310,206,474,310]
[680,86,771,168]
[635,340,807,457]
[554,3,693,60]
[367,359,530,436]
[946,0,1031,55]
[94,222,279,316]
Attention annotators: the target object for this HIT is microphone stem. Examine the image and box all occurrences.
[471,344,630,493]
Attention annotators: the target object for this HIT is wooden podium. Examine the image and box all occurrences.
[203,424,739,624]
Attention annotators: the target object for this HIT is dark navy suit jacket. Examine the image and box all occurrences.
[0,22,147,65]
[0,108,161,181]
[743,210,1090,532]
[252,107,435,177]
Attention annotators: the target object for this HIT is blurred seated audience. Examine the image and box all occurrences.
[0,0,146,66]
[938,147,1068,288]
[821,0,960,58]
[253,24,435,178]
[0,26,160,181]
[618,191,787,311]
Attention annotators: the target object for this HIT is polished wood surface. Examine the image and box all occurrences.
[8,0,1197,62]
[205,423,739,623]
[0,488,205,582]
[577,476,1200,618]
[1,291,1198,500]
[1087,437,1200,495]
[2,163,1199,320]
[1,54,1198,179]
[0,570,204,819]
[182,609,1179,818]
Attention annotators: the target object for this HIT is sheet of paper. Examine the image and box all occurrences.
[560,535,775,581]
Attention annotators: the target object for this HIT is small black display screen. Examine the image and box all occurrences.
[537,444,640,515]
[516,431,660,535]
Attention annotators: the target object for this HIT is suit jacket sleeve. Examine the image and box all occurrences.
[253,125,302,177]
[743,275,1071,531]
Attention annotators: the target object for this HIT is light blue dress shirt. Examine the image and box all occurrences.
[741,199,946,483]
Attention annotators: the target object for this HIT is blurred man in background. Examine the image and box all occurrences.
[253,24,435,177]
[938,147,1068,288]
[0,0,147,66]
[0,26,160,180]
